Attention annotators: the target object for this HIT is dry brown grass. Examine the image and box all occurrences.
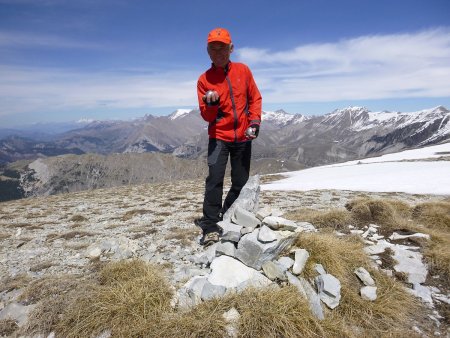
[153,217,165,224]
[46,230,95,242]
[187,214,203,224]
[410,200,450,282]
[128,225,157,233]
[6,192,443,337]
[155,211,172,217]
[0,273,31,293]
[19,253,422,338]
[121,209,150,221]
[260,174,287,184]
[29,261,53,272]
[21,276,87,336]
[23,293,73,336]
[164,227,199,246]
[70,214,88,222]
[230,287,326,338]
[156,300,229,338]
[7,222,32,228]
[0,213,13,220]
[27,224,45,230]
[168,196,184,201]
[295,232,369,280]
[378,247,397,270]
[128,225,158,239]
[0,319,18,336]
[345,198,399,228]
[19,275,81,305]
[163,282,417,338]
[160,286,326,338]
[340,198,450,283]
[286,208,353,230]
[55,260,173,338]
[129,232,147,240]
[293,232,420,337]
[421,229,450,282]
[0,232,11,239]
[335,271,419,337]
[25,212,44,219]
[64,242,90,250]
[104,223,122,229]
[412,201,450,231]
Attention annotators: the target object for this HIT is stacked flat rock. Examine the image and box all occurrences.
[178,176,325,322]
[175,175,363,321]
[175,175,347,322]
[222,175,261,221]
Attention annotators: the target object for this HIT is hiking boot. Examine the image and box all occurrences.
[194,218,223,235]
[200,231,220,247]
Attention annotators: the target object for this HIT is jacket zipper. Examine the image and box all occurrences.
[225,75,238,142]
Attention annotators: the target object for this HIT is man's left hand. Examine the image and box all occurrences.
[245,124,259,139]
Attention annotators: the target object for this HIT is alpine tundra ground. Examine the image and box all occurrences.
[0,176,448,337]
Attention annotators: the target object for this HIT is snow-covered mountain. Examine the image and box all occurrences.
[275,105,450,165]
[1,106,449,167]
[262,109,308,127]
[323,106,449,145]
[168,109,193,121]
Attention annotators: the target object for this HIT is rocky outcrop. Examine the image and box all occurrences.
[173,176,350,321]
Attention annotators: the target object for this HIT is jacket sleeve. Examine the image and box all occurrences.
[246,67,262,126]
[197,76,218,123]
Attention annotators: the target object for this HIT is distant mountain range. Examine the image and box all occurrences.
[253,105,450,166]
[1,106,449,201]
[1,106,449,166]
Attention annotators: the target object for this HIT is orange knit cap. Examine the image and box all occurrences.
[207,28,232,44]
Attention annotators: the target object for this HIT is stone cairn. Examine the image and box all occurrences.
[174,175,377,323]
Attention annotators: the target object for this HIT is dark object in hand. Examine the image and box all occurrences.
[245,124,259,138]
[203,90,220,106]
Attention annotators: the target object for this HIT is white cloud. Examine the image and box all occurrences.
[0,31,101,49]
[236,28,450,103]
[0,66,198,116]
[1,28,449,119]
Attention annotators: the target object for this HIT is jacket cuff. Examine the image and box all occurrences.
[201,105,219,122]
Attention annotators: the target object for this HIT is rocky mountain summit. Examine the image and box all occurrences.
[0,176,448,337]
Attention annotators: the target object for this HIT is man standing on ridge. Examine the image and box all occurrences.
[196,28,262,246]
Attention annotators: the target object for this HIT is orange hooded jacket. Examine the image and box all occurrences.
[197,61,262,143]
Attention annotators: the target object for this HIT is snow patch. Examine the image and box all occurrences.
[262,110,295,125]
[169,109,192,120]
[76,118,95,124]
[262,143,450,195]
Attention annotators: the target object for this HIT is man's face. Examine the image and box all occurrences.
[207,41,233,68]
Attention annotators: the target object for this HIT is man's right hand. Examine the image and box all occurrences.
[203,90,220,106]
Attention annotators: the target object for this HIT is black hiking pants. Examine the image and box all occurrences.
[201,139,252,234]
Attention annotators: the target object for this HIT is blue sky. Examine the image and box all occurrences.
[1,0,450,127]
